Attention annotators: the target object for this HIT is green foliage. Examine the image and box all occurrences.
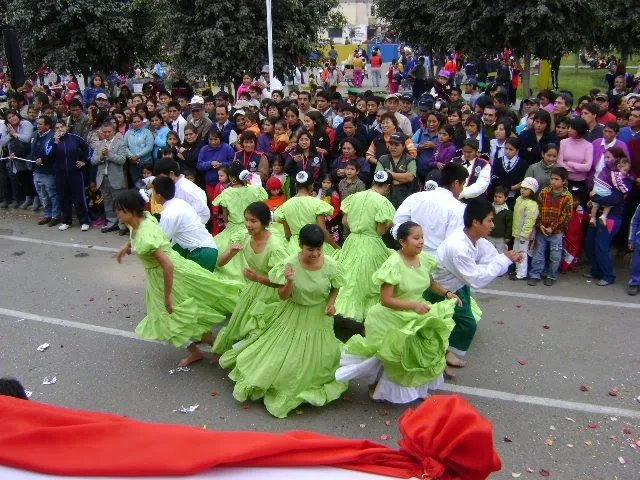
[167,0,344,83]
[375,0,595,58]
[596,0,640,58]
[7,0,161,74]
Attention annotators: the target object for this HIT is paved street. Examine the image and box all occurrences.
[1,209,638,479]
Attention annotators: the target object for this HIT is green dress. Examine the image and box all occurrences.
[334,190,395,321]
[132,213,243,348]
[219,253,348,418]
[336,252,456,403]
[212,185,268,282]
[274,195,335,255]
[211,231,289,355]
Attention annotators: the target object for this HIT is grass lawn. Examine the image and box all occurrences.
[555,67,608,99]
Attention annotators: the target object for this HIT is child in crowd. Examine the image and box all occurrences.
[589,150,631,226]
[627,203,640,296]
[456,138,491,200]
[165,131,181,160]
[528,167,572,286]
[86,181,105,227]
[488,186,512,253]
[316,174,342,244]
[140,165,161,216]
[270,155,290,197]
[210,166,230,235]
[184,169,197,183]
[432,125,457,169]
[272,120,290,154]
[489,137,528,208]
[510,177,539,280]
[560,190,589,273]
[265,176,286,213]
[338,160,366,200]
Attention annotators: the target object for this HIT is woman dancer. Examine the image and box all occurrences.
[115,190,242,367]
[336,221,458,403]
[219,224,347,418]
[334,170,395,321]
[212,202,288,356]
[274,171,340,254]
[212,162,268,282]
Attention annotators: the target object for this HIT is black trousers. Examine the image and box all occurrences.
[56,171,89,225]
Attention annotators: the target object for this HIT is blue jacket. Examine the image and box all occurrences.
[31,129,55,174]
[124,127,154,165]
[196,142,235,185]
[83,86,107,107]
[211,121,236,145]
[45,133,89,174]
[412,128,439,174]
[152,125,170,161]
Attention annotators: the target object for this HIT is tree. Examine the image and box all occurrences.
[597,0,640,63]
[167,0,344,85]
[7,0,162,75]
[375,0,597,97]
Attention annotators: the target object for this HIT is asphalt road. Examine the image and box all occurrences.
[1,209,638,479]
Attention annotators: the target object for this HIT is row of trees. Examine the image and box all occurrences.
[376,0,640,97]
[3,0,343,83]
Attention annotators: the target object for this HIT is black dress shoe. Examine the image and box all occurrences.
[101,223,120,233]
[38,217,52,225]
[118,228,129,236]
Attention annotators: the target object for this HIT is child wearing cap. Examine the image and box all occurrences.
[430,70,452,102]
[528,167,572,286]
[265,176,286,212]
[510,177,539,280]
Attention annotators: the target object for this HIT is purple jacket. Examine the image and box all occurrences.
[196,142,235,186]
[588,138,630,189]
[257,133,274,160]
[432,141,456,167]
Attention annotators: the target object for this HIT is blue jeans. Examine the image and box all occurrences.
[630,239,640,287]
[585,219,621,284]
[529,231,563,280]
[34,172,60,219]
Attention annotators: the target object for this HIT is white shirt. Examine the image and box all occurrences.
[392,187,465,255]
[433,227,512,292]
[159,198,217,251]
[171,115,188,143]
[394,112,413,137]
[266,76,284,96]
[174,176,210,224]
[460,161,491,200]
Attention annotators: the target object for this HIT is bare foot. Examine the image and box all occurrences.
[201,331,214,345]
[368,383,378,400]
[210,354,221,365]
[179,346,204,367]
[446,351,466,368]
[444,366,457,379]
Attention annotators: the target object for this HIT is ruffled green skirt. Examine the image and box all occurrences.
[220,300,347,418]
